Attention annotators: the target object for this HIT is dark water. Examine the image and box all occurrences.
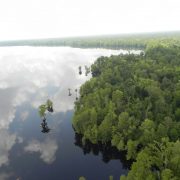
[0,47,140,180]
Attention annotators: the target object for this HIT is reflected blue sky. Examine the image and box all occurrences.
[0,47,139,179]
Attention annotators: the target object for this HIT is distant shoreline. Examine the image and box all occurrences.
[0,31,180,49]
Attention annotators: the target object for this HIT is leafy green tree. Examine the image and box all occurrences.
[161,169,174,180]
[121,150,156,180]
[39,104,47,119]
[126,139,138,160]
[139,119,155,145]
[175,108,180,121]
[112,90,123,112]
[38,99,54,119]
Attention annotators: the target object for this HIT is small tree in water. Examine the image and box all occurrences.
[38,104,47,120]
[68,88,72,96]
[38,99,54,117]
[75,89,78,100]
[38,99,54,133]
[79,66,82,75]
[46,99,53,112]
[85,65,90,76]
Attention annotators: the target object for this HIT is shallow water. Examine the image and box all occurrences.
[0,47,139,180]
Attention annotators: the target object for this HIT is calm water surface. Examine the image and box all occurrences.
[0,47,140,180]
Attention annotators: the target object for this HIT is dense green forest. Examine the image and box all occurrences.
[1,31,180,50]
[73,43,180,179]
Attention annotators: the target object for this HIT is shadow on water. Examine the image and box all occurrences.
[74,133,133,170]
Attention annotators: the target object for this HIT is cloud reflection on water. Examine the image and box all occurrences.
[0,172,12,180]
[0,47,133,113]
[0,46,138,168]
[24,138,58,164]
[0,130,16,167]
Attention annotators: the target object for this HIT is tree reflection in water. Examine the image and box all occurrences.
[41,118,50,133]
[74,133,133,169]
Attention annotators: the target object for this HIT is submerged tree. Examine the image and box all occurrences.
[79,66,82,75]
[85,65,91,76]
[47,99,53,112]
[75,88,78,100]
[38,99,54,133]
[68,88,72,96]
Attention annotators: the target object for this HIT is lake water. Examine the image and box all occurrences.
[0,47,140,180]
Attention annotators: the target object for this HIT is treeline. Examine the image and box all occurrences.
[1,31,180,50]
[72,43,180,179]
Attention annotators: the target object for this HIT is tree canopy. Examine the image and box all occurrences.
[73,44,180,179]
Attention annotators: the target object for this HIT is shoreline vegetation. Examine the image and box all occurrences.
[0,31,180,50]
[73,41,180,179]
